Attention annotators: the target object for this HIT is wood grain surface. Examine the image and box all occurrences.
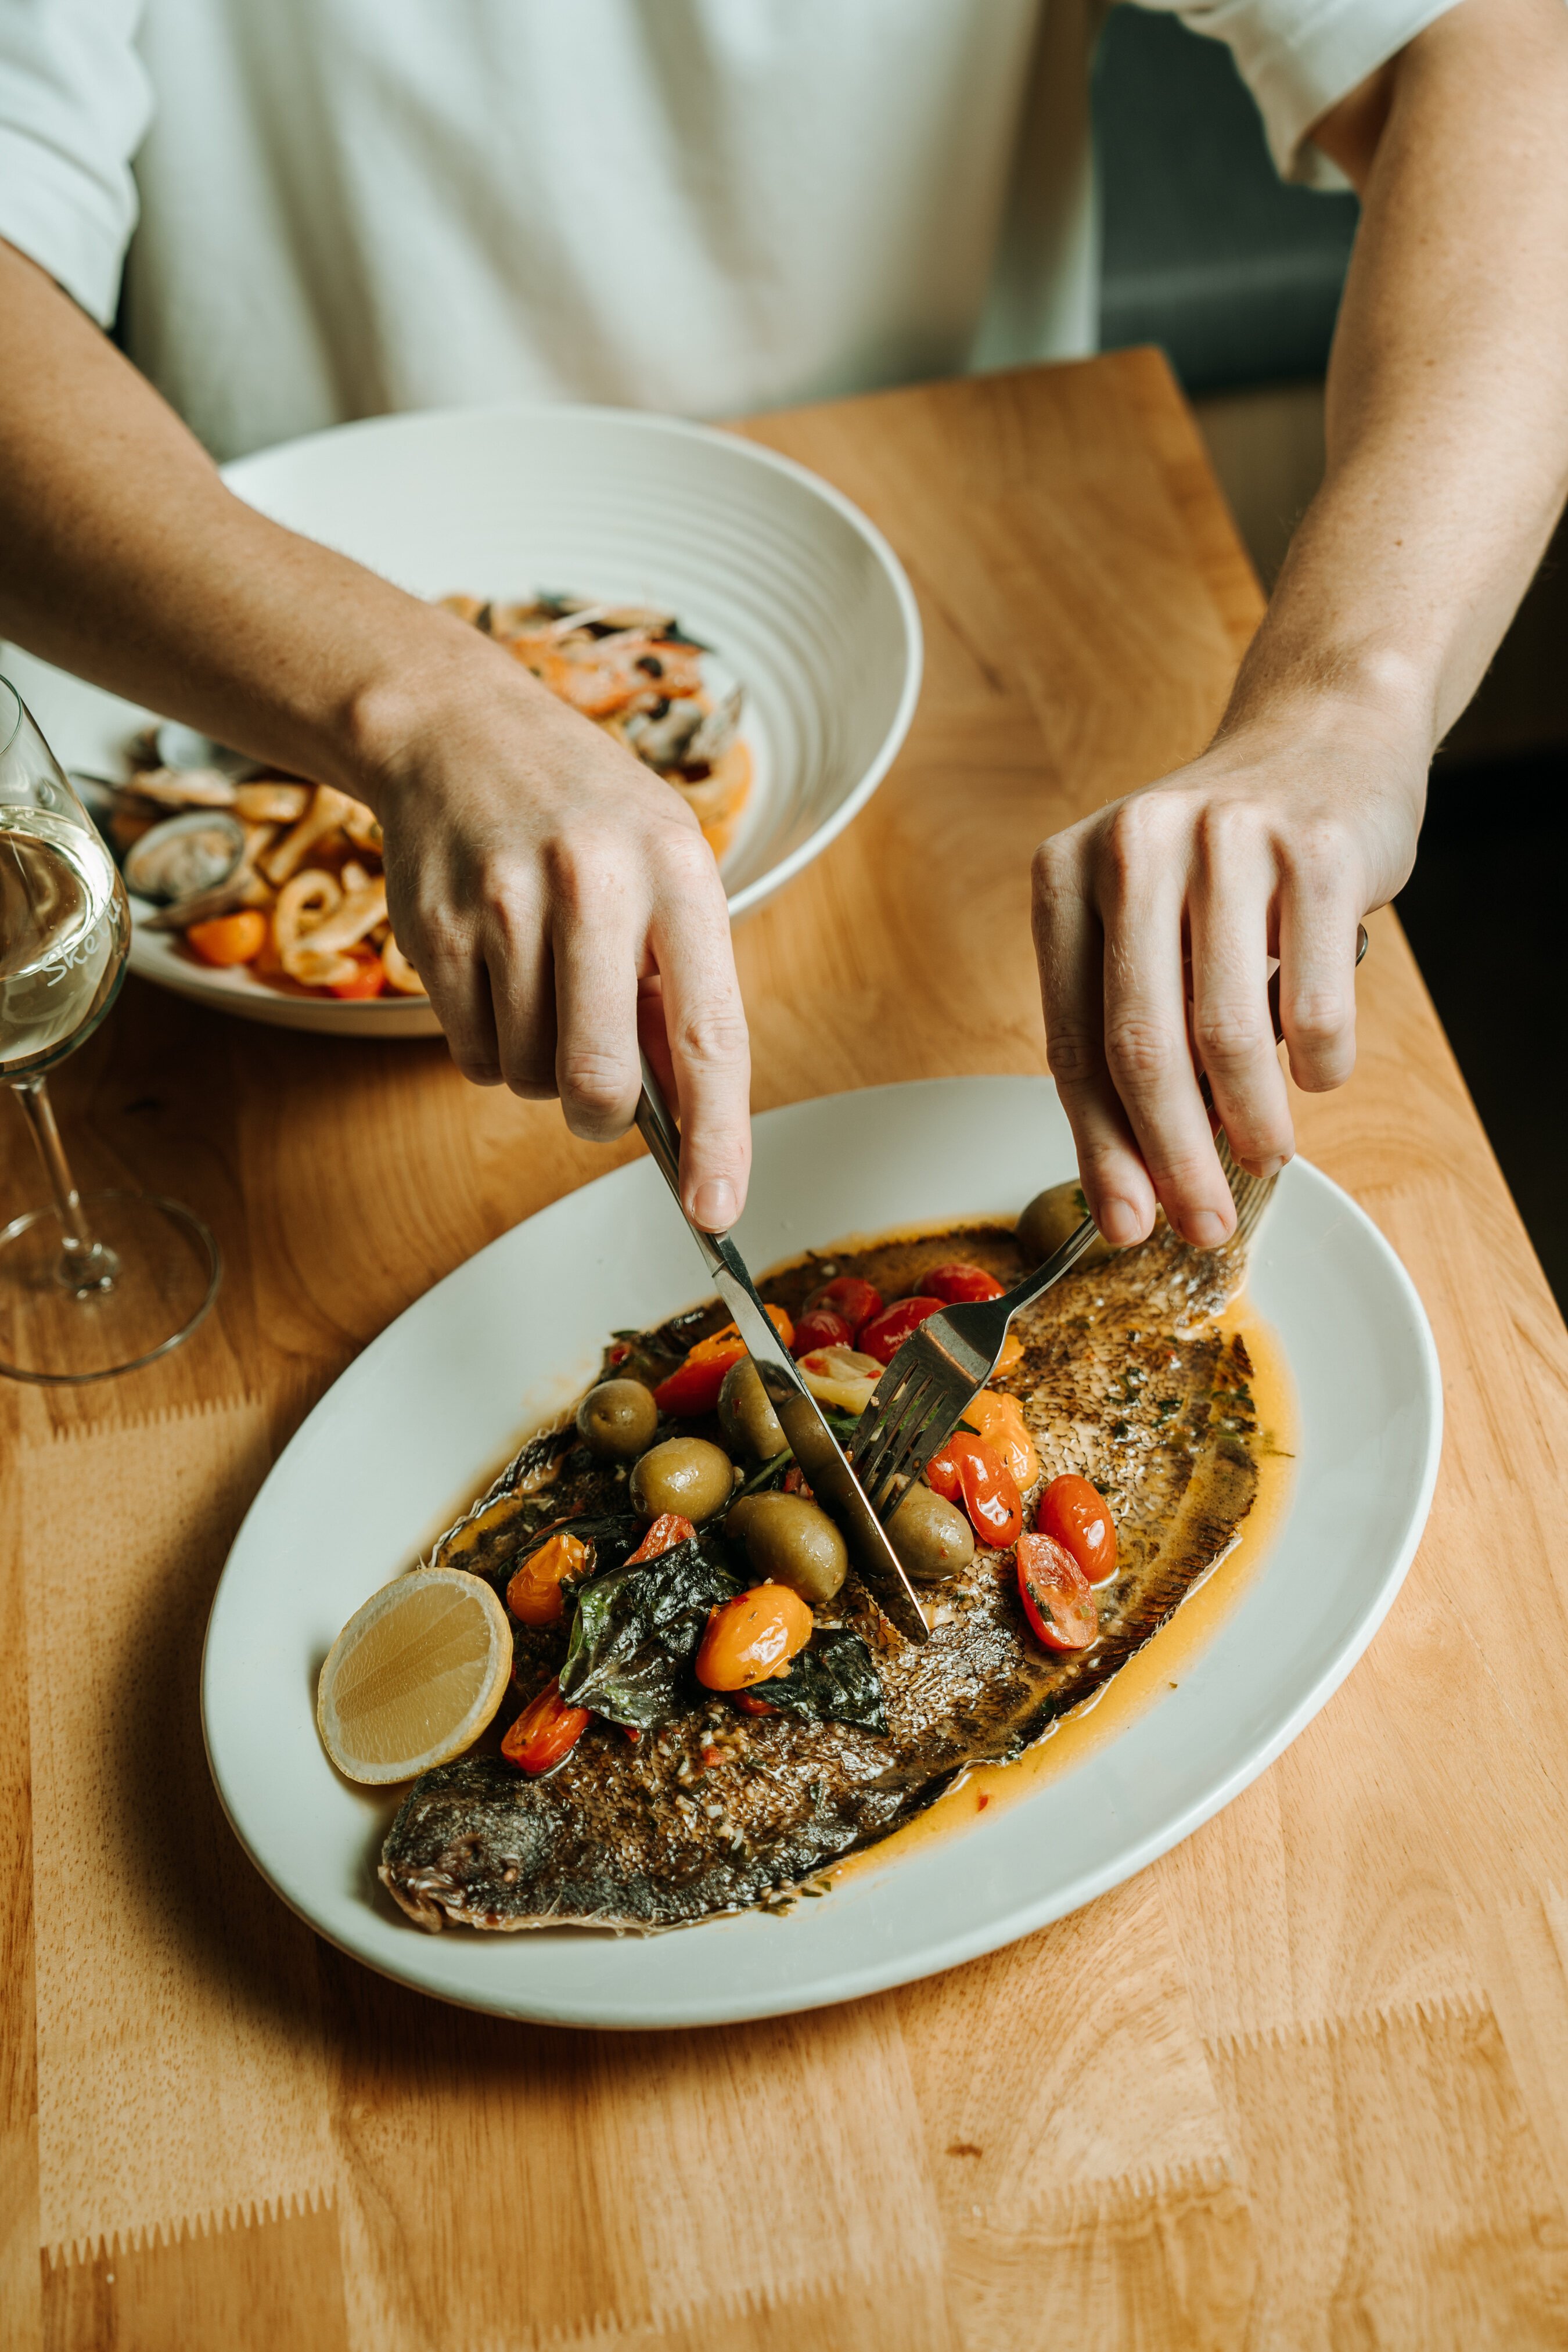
[3,351,1566,2349]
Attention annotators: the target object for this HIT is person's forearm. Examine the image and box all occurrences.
[0,241,752,1224]
[0,239,510,798]
[1224,0,1568,751]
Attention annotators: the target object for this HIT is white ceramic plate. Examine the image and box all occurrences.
[202,1076,1441,2027]
[3,404,921,1037]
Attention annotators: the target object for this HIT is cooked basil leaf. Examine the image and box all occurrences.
[537,1511,643,1566]
[757,1628,887,1734]
[482,1509,643,1609]
[559,1534,742,1728]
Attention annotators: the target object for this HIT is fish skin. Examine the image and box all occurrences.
[380,1221,1261,1933]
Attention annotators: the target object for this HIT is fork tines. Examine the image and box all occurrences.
[849,1317,993,1518]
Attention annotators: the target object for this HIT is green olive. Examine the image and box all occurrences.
[576,1377,659,1463]
[888,1481,975,1585]
[630,1436,735,1524]
[1016,1179,1115,1271]
[717,1356,787,1462]
[728,1491,847,1606]
[724,1493,764,1545]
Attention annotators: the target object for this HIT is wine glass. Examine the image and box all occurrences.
[0,676,220,1382]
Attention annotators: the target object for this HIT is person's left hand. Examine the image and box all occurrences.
[1031,699,1425,1248]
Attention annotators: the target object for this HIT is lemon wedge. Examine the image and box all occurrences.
[317,1566,512,1785]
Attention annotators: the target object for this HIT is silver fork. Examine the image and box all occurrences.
[846,1213,1103,1516]
[848,925,1370,1513]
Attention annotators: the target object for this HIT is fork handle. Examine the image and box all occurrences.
[992,1212,1104,1324]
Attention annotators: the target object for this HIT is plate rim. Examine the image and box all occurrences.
[201,1074,1443,2028]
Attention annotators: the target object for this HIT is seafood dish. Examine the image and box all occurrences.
[97,592,748,1001]
[438,594,751,860]
[318,1177,1266,1935]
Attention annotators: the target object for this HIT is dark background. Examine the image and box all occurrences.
[1094,6,1568,1310]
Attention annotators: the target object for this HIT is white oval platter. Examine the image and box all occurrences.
[202,1076,1441,2027]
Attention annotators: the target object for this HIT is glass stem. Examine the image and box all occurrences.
[9,1076,117,1294]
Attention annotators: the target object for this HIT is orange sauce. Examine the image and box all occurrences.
[829,1297,1297,1883]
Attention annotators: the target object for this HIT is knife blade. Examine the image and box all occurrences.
[634,1064,929,1645]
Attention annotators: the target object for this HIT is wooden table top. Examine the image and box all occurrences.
[5,351,1568,2351]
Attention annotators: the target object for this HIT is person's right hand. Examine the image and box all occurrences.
[357,637,752,1231]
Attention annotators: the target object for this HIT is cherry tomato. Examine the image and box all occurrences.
[925,1432,1023,1548]
[696,1583,814,1690]
[858,1296,944,1366]
[505,1529,589,1626]
[328,950,387,1000]
[959,1390,1041,1490]
[652,1306,793,1417]
[186,908,268,967]
[1038,1474,1117,1586]
[791,1306,853,1356]
[922,1261,1004,1304]
[805,1275,883,1336]
[624,1512,696,1565]
[501,1678,591,1774]
[1016,1533,1098,1652]
[735,1691,777,1716]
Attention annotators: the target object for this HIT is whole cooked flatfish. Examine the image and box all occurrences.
[380,1221,1261,1932]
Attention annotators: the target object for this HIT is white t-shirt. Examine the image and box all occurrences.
[2,0,1456,462]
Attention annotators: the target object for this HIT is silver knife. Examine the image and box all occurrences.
[634,1061,929,1645]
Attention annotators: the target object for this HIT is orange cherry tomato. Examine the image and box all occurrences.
[328,948,387,999]
[501,1677,591,1774]
[696,1583,813,1691]
[805,1275,883,1336]
[625,1512,696,1565]
[185,908,268,967]
[1038,1474,1117,1586]
[505,1529,589,1627]
[653,1306,794,1417]
[995,1329,1025,1378]
[923,1261,1004,1304]
[959,1391,1041,1491]
[791,1307,852,1356]
[925,1431,1023,1548]
[1016,1533,1098,1651]
[859,1296,944,1366]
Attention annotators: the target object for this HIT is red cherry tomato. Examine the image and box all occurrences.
[652,1307,793,1418]
[625,1512,696,1565]
[922,1261,1005,1304]
[328,950,387,1000]
[926,1432,1023,1548]
[652,1351,739,1417]
[501,1678,591,1774]
[735,1691,777,1716]
[805,1275,883,1336]
[859,1296,944,1366]
[1016,1533,1098,1651]
[792,1306,853,1356]
[1038,1474,1117,1586]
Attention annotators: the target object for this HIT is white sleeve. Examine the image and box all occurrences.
[0,1,152,323]
[1131,0,1465,185]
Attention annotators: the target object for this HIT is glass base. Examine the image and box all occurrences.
[0,1189,221,1384]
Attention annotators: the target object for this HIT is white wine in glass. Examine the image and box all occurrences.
[0,676,220,1382]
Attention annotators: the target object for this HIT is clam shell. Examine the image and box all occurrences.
[123,808,247,905]
[150,722,258,780]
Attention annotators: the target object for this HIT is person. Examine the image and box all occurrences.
[1,0,1564,1247]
